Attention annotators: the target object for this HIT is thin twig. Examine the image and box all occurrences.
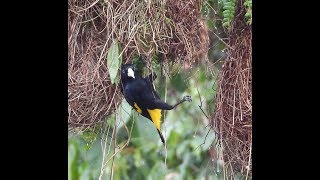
[196,87,209,119]
[109,115,117,180]
[195,128,211,151]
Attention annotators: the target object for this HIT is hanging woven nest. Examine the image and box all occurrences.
[210,1,252,178]
[68,0,209,131]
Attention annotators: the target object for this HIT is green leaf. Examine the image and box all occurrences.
[223,9,230,15]
[222,21,230,27]
[224,2,231,8]
[117,99,132,129]
[68,142,79,180]
[106,41,122,84]
[136,114,160,144]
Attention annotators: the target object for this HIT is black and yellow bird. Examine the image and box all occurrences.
[120,64,192,144]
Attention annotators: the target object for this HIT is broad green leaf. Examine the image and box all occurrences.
[136,114,159,143]
[117,99,132,129]
[106,41,121,84]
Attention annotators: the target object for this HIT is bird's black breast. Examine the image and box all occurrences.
[123,81,141,106]
[122,77,159,110]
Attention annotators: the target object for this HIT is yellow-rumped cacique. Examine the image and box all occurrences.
[120,64,192,144]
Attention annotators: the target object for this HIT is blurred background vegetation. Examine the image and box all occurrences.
[68,62,223,180]
[68,0,252,179]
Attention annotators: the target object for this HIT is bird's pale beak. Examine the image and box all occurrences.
[127,68,135,79]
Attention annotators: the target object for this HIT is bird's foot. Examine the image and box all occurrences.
[183,95,192,102]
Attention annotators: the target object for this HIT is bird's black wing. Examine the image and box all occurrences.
[123,83,137,108]
[143,76,160,100]
[143,75,177,110]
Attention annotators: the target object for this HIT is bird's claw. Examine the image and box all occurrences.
[183,95,192,102]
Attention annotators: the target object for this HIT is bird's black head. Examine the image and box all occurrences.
[121,64,137,80]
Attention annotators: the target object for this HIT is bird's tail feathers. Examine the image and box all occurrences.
[157,129,165,144]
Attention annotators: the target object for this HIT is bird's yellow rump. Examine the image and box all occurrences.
[147,109,162,130]
[134,102,161,130]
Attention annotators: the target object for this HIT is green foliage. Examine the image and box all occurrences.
[117,99,133,128]
[132,55,145,75]
[132,54,161,77]
[81,130,98,151]
[244,0,252,25]
[216,0,252,27]
[170,73,187,92]
[68,142,79,180]
[69,132,113,180]
[218,0,236,28]
[106,41,122,84]
[68,138,94,180]
[152,52,160,66]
